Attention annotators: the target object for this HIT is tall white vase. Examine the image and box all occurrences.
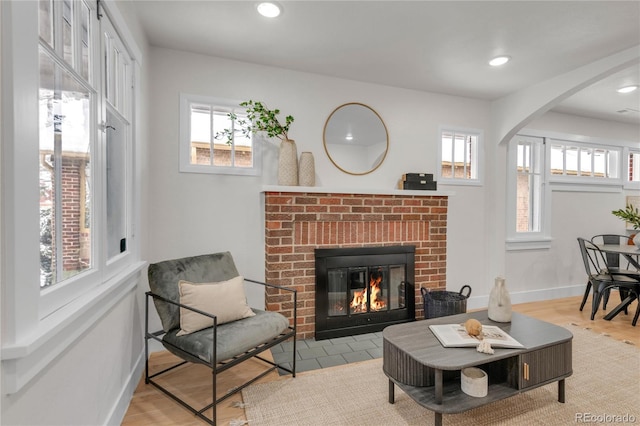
[298,152,315,187]
[278,139,298,186]
[488,276,512,322]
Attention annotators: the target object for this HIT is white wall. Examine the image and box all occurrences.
[145,46,494,318]
[146,47,639,318]
[501,111,640,304]
[1,290,144,426]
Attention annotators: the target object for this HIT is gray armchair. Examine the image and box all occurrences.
[145,252,296,425]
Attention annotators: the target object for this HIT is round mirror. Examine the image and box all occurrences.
[323,103,389,175]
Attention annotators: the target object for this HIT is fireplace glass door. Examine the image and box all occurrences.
[327,265,406,317]
[315,245,415,340]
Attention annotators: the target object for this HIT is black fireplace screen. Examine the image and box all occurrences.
[315,246,415,340]
[327,265,406,316]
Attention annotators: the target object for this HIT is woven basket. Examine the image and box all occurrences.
[421,285,472,319]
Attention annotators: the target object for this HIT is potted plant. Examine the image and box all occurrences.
[217,100,298,185]
[611,204,640,246]
[216,100,294,143]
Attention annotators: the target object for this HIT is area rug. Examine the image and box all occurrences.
[242,325,639,425]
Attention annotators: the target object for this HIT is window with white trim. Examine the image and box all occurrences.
[548,139,621,184]
[507,130,634,250]
[438,127,482,185]
[36,0,135,314]
[179,94,261,176]
[506,135,551,250]
[2,0,141,392]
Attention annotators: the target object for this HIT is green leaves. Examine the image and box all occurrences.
[220,100,294,142]
[612,204,640,230]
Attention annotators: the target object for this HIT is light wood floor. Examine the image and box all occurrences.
[122,295,638,426]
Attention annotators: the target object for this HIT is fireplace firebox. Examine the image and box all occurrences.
[314,245,415,340]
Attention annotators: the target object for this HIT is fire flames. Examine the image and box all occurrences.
[350,275,386,312]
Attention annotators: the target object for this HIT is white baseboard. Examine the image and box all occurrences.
[466,284,585,310]
[103,337,168,425]
[105,348,145,426]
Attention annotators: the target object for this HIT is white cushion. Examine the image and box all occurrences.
[176,275,255,336]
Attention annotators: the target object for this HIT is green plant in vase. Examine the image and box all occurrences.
[612,204,640,246]
[612,204,640,230]
[216,100,294,143]
[216,100,298,186]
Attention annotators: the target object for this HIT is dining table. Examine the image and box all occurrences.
[596,243,640,270]
[594,243,640,323]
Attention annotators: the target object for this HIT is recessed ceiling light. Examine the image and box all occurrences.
[617,85,638,94]
[489,56,511,67]
[257,2,281,18]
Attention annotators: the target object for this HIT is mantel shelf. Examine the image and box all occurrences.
[261,185,454,197]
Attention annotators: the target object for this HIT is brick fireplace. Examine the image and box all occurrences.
[263,189,448,340]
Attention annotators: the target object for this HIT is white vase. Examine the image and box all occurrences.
[634,232,640,248]
[278,139,298,186]
[298,152,315,186]
[488,276,512,323]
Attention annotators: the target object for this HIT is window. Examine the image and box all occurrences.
[179,94,261,175]
[102,15,133,276]
[506,135,551,250]
[548,139,621,184]
[2,0,142,393]
[627,148,640,186]
[38,0,97,298]
[38,46,93,288]
[507,130,633,250]
[438,127,482,185]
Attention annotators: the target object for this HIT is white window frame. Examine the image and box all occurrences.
[437,126,484,186]
[506,129,633,251]
[179,94,262,176]
[547,138,623,188]
[506,134,552,250]
[624,146,640,190]
[1,0,144,394]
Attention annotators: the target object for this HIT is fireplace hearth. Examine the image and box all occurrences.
[314,245,416,340]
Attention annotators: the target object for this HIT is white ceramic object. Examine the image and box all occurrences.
[634,233,640,248]
[461,367,488,398]
[278,139,298,186]
[488,276,512,323]
[298,151,315,186]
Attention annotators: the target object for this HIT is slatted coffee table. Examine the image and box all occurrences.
[383,311,572,426]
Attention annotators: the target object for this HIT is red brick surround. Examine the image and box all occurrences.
[264,191,448,339]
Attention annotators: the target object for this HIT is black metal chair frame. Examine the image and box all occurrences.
[577,237,640,326]
[588,234,638,310]
[145,278,297,425]
[590,234,637,269]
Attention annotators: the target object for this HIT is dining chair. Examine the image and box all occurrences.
[591,234,638,273]
[590,234,639,310]
[577,238,640,326]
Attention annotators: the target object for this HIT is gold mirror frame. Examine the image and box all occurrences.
[322,103,389,175]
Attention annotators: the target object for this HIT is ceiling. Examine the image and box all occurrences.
[130,1,640,125]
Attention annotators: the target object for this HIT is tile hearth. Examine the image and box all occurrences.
[271,332,384,374]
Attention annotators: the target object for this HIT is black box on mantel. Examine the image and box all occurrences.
[402,173,434,182]
[402,180,437,190]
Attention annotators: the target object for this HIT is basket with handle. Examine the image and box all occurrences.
[421,285,472,319]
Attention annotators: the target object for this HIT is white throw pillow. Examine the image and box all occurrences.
[176,275,255,336]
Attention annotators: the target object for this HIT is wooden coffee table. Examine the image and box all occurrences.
[383,311,572,426]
